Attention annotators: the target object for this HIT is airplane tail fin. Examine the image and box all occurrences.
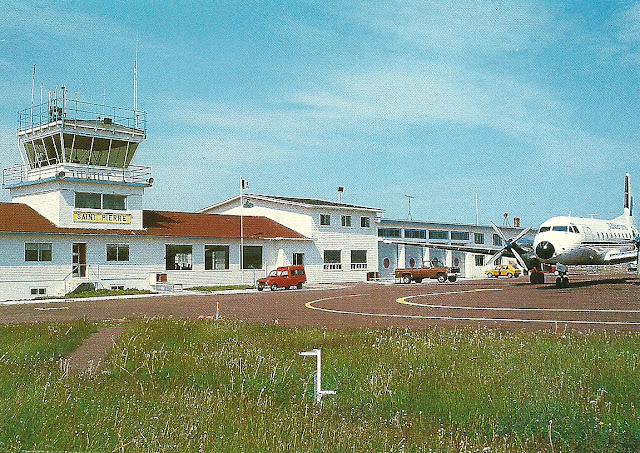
[615,173,634,225]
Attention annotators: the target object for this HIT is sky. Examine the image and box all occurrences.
[1,1,640,227]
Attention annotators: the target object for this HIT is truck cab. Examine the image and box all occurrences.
[257,265,306,291]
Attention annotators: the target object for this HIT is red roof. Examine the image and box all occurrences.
[0,202,306,240]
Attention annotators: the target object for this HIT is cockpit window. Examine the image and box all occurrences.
[569,225,580,234]
[552,226,568,232]
[539,226,551,233]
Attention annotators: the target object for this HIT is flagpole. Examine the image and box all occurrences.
[240,177,244,286]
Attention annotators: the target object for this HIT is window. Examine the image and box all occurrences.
[552,226,568,232]
[30,288,46,296]
[76,192,126,210]
[341,215,352,227]
[429,230,449,240]
[475,255,485,266]
[103,194,126,210]
[406,229,427,239]
[205,245,229,270]
[378,228,401,238]
[474,233,485,244]
[539,226,551,233]
[324,250,342,270]
[382,257,390,269]
[409,257,416,268]
[243,246,263,269]
[106,244,129,262]
[451,231,469,241]
[75,192,101,209]
[361,217,371,228]
[351,250,367,269]
[25,243,52,262]
[110,285,124,291]
[493,234,502,246]
[166,245,192,270]
[293,253,304,265]
[320,214,331,226]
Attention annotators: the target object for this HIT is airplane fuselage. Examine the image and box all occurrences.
[533,216,638,266]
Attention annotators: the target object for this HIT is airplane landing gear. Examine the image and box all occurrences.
[529,271,545,284]
[555,276,569,288]
[554,263,569,288]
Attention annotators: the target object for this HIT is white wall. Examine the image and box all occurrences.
[0,232,317,301]
[10,179,146,230]
[203,198,380,283]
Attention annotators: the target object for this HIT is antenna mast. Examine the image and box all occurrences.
[133,55,138,128]
[30,65,35,129]
[405,194,414,220]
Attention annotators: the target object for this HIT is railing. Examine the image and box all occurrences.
[351,263,368,270]
[2,162,152,188]
[323,263,342,270]
[19,99,146,136]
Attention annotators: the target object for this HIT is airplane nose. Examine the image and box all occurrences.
[536,241,555,260]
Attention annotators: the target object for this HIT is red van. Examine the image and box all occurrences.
[257,265,306,291]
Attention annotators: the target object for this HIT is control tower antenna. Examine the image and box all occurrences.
[30,65,35,129]
[133,44,138,128]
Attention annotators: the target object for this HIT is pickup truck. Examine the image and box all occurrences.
[257,265,306,291]
[395,265,460,284]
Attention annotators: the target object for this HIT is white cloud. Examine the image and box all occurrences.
[617,3,640,42]
[0,3,131,43]
[355,1,557,56]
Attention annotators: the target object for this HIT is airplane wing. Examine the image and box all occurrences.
[379,239,531,257]
[603,248,638,264]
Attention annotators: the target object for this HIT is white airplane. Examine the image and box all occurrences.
[530,173,639,287]
[384,174,640,288]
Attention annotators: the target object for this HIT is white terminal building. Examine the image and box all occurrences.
[0,88,533,302]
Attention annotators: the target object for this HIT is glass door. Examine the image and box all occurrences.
[72,243,87,277]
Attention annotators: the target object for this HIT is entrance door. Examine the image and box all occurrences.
[72,243,87,277]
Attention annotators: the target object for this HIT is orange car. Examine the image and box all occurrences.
[257,265,306,291]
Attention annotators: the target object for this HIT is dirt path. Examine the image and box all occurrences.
[65,326,124,374]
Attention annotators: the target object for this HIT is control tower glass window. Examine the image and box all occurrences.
[103,194,126,210]
[76,192,101,209]
[76,192,126,210]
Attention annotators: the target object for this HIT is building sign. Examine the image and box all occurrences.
[73,211,132,225]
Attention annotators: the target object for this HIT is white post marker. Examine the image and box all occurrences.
[299,348,336,403]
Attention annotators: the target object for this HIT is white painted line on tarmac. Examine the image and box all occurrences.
[304,291,640,326]
[398,290,640,313]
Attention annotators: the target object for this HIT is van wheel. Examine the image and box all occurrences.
[414,278,423,283]
[402,274,411,284]
[270,283,278,291]
[507,273,514,278]
[257,284,264,291]
[437,274,446,283]
[297,283,303,289]
[448,275,457,283]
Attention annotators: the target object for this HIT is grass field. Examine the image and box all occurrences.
[1,319,639,452]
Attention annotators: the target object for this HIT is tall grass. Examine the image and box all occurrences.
[0,319,639,451]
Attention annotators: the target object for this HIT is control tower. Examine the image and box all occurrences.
[2,86,152,230]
